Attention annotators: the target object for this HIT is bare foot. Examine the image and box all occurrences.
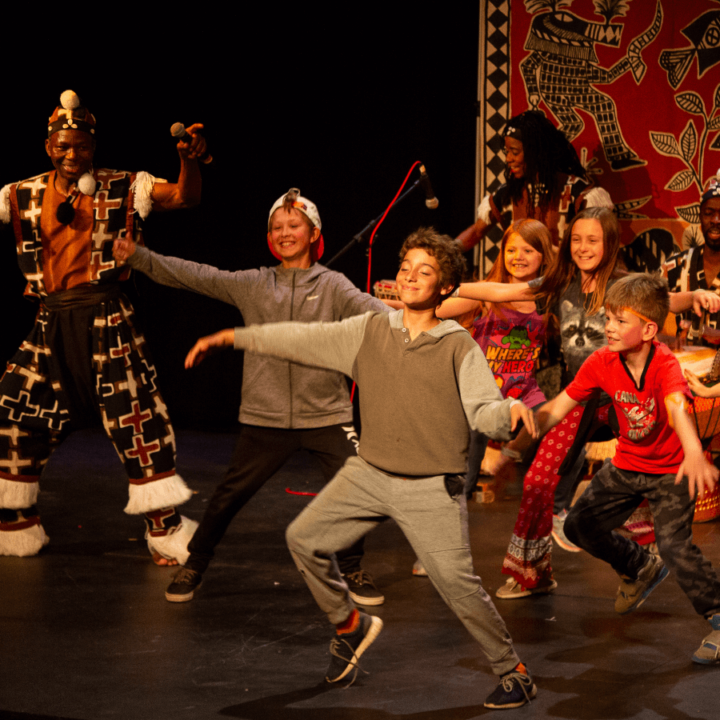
[152,551,178,566]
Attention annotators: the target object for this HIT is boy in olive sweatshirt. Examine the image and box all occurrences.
[184,228,539,710]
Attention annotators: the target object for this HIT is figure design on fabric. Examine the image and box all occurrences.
[520,0,662,170]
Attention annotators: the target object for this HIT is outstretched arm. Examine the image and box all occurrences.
[516,391,578,451]
[458,280,534,303]
[667,392,719,499]
[458,345,539,442]
[150,123,207,210]
[435,297,481,320]
[185,329,235,368]
[186,313,374,379]
[112,241,253,308]
[487,391,578,476]
[684,370,720,399]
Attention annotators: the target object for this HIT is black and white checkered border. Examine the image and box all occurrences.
[479,0,511,274]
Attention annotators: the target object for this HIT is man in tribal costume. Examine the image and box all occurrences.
[0,90,207,563]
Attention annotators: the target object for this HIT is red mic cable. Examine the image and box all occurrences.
[365,161,422,293]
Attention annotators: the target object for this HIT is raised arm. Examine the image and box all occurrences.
[150,123,207,211]
[456,218,490,253]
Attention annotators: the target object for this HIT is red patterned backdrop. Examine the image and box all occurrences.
[479,0,720,273]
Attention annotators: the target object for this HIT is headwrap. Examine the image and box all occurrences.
[503,124,522,142]
[267,188,324,262]
[701,169,720,205]
[47,90,97,138]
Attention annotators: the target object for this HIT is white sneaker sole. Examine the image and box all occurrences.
[327,615,384,682]
[165,581,201,603]
[348,590,385,606]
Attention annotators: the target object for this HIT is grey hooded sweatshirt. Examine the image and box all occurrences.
[128,246,388,429]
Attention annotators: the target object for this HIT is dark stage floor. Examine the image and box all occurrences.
[1,429,719,720]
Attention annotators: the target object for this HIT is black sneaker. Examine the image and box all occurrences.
[165,567,202,603]
[326,612,384,683]
[342,570,385,606]
[484,666,537,709]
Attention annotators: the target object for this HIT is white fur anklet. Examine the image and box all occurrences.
[0,523,49,557]
[0,477,39,509]
[146,516,198,565]
[124,473,192,514]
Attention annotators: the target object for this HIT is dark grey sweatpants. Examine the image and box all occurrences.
[565,460,720,619]
[286,455,520,676]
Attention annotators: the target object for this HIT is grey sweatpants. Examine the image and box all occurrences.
[286,455,520,676]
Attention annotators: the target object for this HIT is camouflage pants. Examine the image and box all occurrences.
[565,460,720,619]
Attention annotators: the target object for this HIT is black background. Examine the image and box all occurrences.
[0,8,481,428]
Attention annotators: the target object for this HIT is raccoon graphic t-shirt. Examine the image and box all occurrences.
[552,276,613,380]
[565,341,690,474]
[530,274,620,404]
[471,305,546,408]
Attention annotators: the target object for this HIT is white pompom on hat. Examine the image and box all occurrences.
[47,89,97,137]
[59,89,80,110]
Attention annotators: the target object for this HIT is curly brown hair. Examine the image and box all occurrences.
[398,227,467,299]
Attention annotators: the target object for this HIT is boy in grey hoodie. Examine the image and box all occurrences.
[183,228,540,710]
[113,188,388,605]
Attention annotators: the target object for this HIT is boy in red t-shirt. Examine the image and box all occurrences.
[513,273,720,665]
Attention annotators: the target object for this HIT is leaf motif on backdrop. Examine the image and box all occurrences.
[666,170,696,192]
[680,120,698,163]
[676,203,702,224]
[650,132,681,158]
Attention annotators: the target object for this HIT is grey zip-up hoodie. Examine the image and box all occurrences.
[128,246,388,428]
[231,310,518,476]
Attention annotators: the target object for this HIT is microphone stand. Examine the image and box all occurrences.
[324,178,423,268]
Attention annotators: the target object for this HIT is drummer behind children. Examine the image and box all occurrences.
[505,272,720,666]
[664,175,720,346]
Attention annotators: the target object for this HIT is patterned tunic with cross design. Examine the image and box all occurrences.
[0,169,178,490]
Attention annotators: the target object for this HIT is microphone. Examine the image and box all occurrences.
[170,122,213,164]
[419,164,439,209]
